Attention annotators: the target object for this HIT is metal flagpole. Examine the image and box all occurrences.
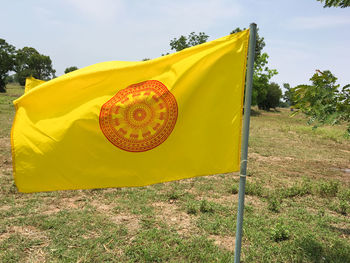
[234,23,257,263]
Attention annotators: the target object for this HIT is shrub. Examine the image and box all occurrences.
[338,188,350,202]
[199,200,214,214]
[186,202,198,215]
[267,195,281,213]
[281,181,312,198]
[271,222,290,242]
[245,181,264,197]
[338,200,349,215]
[318,181,339,197]
[230,184,239,194]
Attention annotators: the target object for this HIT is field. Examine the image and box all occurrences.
[0,84,349,262]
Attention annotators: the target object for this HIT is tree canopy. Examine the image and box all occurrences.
[170,32,209,52]
[292,70,350,135]
[14,47,56,86]
[283,83,296,107]
[317,0,350,7]
[64,66,78,74]
[0,39,16,92]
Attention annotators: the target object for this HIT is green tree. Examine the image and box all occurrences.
[14,47,56,86]
[64,66,78,74]
[258,82,282,110]
[283,83,296,106]
[317,0,350,7]
[170,32,209,52]
[0,39,16,92]
[292,70,350,135]
[231,27,278,107]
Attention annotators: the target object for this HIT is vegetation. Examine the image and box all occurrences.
[169,32,209,52]
[292,70,350,136]
[282,83,295,107]
[1,85,349,262]
[64,66,78,74]
[317,0,350,8]
[0,39,16,93]
[0,39,55,90]
[14,47,56,86]
[258,82,282,110]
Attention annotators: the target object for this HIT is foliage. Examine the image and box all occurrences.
[230,184,239,194]
[64,66,78,74]
[317,180,339,197]
[271,222,290,242]
[267,195,281,212]
[0,39,16,92]
[257,82,282,110]
[170,32,209,52]
[317,0,350,8]
[282,83,296,106]
[292,70,350,136]
[14,47,56,86]
[231,27,278,109]
[245,181,264,197]
[199,200,214,213]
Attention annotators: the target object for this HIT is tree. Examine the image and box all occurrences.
[0,39,16,92]
[170,32,209,52]
[317,0,350,8]
[292,70,350,135]
[283,83,296,107]
[257,82,282,110]
[64,66,78,74]
[14,47,56,86]
[231,27,278,108]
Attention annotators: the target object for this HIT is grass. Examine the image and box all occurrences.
[0,85,349,262]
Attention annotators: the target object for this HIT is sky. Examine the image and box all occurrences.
[1,0,349,89]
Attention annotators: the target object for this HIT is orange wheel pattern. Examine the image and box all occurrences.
[99,80,178,152]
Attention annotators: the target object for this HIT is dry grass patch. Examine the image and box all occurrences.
[152,201,199,236]
[209,234,235,251]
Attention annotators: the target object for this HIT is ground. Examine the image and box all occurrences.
[0,84,349,262]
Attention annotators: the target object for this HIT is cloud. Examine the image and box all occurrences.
[289,15,350,29]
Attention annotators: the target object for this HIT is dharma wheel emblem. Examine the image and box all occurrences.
[99,80,178,152]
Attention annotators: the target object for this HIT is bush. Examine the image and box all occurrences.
[186,202,198,215]
[230,184,239,194]
[318,181,339,197]
[245,181,264,197]
[271,222,290,242]
[339,200,349,215]
[199,200,214,214]
[281,180,312,198]
[267,195,281,213]
[292,70,350,136]
[258,82,282,110]
[338,188,350,202]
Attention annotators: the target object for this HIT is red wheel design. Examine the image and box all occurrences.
[99,80,178,152]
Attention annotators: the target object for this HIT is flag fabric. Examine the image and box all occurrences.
[24,76,46,93]
[11,30,249,193]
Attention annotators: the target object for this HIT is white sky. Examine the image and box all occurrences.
[1,0,349,88]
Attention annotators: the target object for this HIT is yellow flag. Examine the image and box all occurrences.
[24,76,46,93]
[11,30,249,193]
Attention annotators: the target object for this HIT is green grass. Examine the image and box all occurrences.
[0,87,349,262]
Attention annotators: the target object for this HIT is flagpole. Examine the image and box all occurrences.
[234,23,257,263]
